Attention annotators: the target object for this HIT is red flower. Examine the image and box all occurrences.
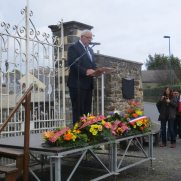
[125,114,128,118]
[127,108,134,113]
[78,122,83,127]
[128,100,139,106]
[140,127,144,131]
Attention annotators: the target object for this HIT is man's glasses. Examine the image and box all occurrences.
[83,35,93,40]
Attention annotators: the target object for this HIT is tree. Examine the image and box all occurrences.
[9,69,22,76]
[145,53,181,80]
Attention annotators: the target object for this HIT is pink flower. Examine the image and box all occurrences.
[112,120,120,135]
[118,122,129,133]
[81,117,87,120]
[105,122,110,129]
[112,130,117,136]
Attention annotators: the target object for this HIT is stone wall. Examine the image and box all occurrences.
[93,54,144,117]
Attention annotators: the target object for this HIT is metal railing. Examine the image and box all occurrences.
[0,84,33,181]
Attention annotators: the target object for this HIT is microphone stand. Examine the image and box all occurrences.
[65,44,95,123]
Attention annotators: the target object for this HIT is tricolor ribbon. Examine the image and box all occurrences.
[128,115,148,123]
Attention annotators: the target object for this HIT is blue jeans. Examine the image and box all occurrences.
[161,119,176,144]
[160,125,170,139]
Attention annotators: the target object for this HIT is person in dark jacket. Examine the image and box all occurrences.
[67,29,97,125]
[173,90,181,138]
[156,87,178,148]
[157,105,171,140]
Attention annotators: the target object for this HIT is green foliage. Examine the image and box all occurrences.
[41,127,89,148]
[107,113,121,122]
[80,122,115,144]
[9,69,22,76]
[41,134,88,148]
[145,53,181,81]
[143,85,180,97]
[145,54,181,71]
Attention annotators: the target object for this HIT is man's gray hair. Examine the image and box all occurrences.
[81,29,92,36]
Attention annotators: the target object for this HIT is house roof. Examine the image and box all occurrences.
[142,70,179,83]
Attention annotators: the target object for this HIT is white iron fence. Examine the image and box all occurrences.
[0,7,65,138]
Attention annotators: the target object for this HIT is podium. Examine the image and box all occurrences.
[88,67,116,115]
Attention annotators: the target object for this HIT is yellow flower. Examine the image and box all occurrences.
[74,123,79,130]
[101,120,105,125]
[94,124,98,128]
[92,130,98,135]
[136,120,143,126]
[135,110,143,116]
[98,125,102,131]
[67,129,71,133]
[71,135,77,141]
[89,128,94,133]
[73,130,81,134]
[133,125,136,128]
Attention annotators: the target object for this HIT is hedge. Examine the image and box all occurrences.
[143,85,180,102]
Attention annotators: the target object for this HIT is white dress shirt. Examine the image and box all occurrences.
[79,40,92,62]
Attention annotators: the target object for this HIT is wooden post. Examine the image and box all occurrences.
[23,92,31,181]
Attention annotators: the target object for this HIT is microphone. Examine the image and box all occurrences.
[89,42,101,45]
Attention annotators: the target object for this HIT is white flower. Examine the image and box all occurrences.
[114,109,121,115]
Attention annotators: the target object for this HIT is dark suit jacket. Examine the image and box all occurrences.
[67,41,97,89]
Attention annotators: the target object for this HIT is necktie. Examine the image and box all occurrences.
[85,47,92,62]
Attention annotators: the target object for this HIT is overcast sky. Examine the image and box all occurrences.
[1,0,181,70]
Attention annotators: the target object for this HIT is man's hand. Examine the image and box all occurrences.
[86,69,95,76]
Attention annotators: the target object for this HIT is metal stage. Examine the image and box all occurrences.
[0,132,154,181]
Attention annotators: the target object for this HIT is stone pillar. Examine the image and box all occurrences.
[49,21,93,64]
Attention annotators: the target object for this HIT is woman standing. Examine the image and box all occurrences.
[156,87,178,148]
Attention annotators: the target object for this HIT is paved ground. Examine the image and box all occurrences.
[144,102,159,123]
[10,136,181,181]
[1,102,181,181]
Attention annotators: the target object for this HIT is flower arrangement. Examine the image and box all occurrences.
[111,120,130,136]
[74,114,115,143]
[107,101,151,136]
[42,126,88,147]
[107,111,130,136]
[121,100,151,134]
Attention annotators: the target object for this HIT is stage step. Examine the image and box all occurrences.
[0,148,25,181]
[0,165,18,174]
[0,147,24,159]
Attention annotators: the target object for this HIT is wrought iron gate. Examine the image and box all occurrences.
[0,6,65,139]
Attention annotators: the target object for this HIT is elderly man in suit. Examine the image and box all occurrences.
[67,29,97,125]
